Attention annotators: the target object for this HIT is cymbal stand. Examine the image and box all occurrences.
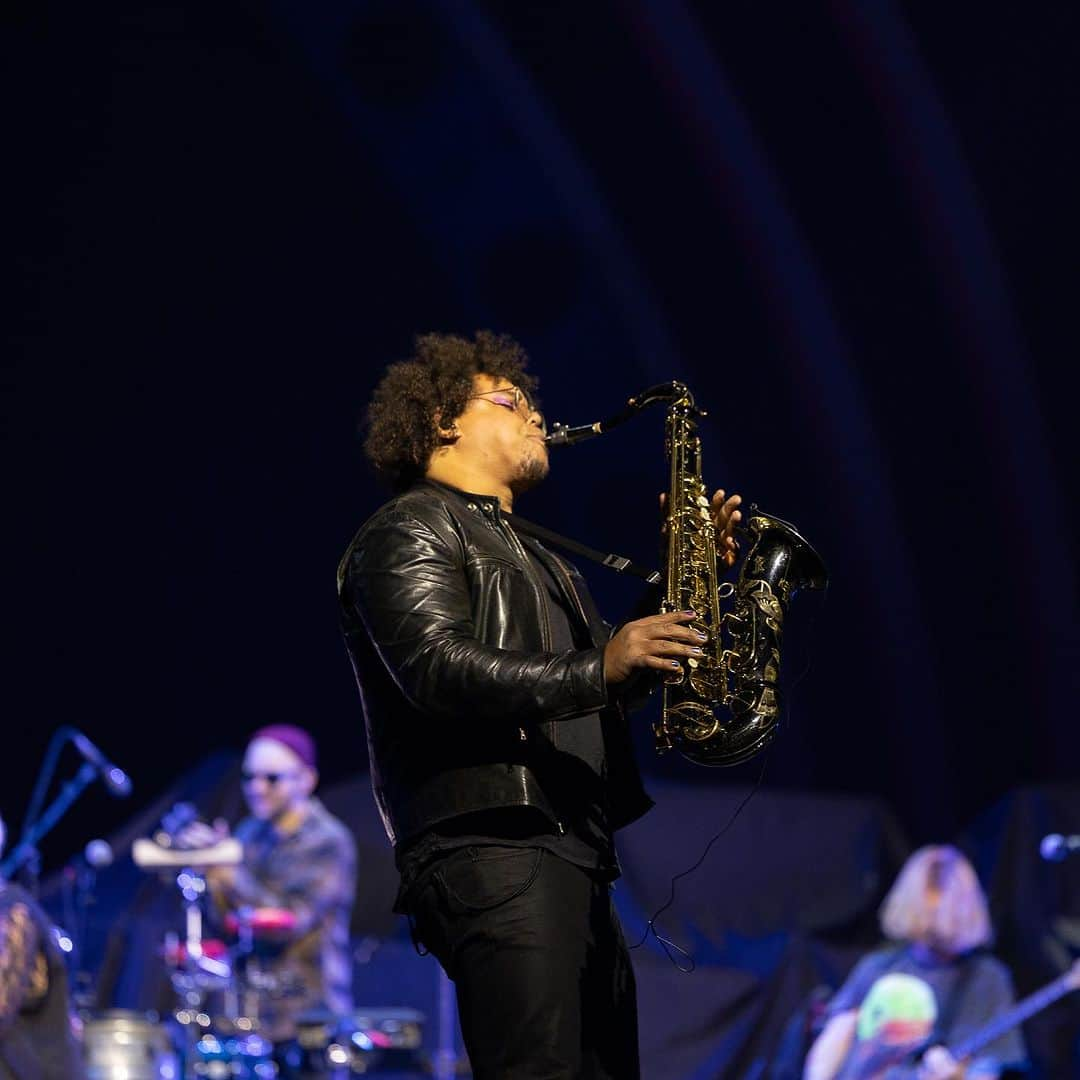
[170,866,234,1076]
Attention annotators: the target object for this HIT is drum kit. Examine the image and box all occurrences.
[75,826,425,1079]
[7,737,428,1077]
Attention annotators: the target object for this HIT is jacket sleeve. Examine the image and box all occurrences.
[343,511,609,723]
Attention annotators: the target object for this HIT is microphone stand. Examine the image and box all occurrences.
[21,727,74,835]
[0,761,99,886]
[60,850,105,1008]
[14,727,76,893]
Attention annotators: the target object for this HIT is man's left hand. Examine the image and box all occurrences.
[660,490,742,567]
[711,490,742,568]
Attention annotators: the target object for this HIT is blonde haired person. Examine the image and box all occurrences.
[803,846,1026,1080]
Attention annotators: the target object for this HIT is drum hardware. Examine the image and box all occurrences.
[133,834,243,987]
[80,1009,181,1080]
[139,802,241,1017]
[276,1007,427,1077]
[132,816,428,1078]
[189,1028,275,1080]
[226,906,300,936]
[135,827,276,1077]
[60,838,114,1007]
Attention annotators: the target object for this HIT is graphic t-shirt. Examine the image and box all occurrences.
[827,944,1026,1079]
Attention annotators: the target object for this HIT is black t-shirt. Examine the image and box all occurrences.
[524,542,617,866]
[395,535,619,908]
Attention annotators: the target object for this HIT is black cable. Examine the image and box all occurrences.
[628,590,828,972]
[630,751,771,972]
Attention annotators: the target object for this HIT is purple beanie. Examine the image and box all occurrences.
[249,724,318,771]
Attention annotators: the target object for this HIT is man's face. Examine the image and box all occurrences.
[452,373,549,492]
[241,738,315,822]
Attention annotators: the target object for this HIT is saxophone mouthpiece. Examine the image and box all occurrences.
[545,422,603,447]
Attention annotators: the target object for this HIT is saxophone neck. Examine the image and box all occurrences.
[547,381,701,447]
[629,380,695,411]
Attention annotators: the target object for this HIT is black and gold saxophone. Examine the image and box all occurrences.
[547,381,827,767]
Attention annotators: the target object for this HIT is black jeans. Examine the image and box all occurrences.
[408,846,640,1080]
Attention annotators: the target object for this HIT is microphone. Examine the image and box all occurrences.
[69,731,132,798]
[1039,833,1080,862]
[83,838,114,869]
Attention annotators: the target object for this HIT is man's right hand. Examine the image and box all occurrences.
[174,818,230,851]
[603,610,706,686]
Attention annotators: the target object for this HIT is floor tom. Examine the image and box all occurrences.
[80,1010,180,1080]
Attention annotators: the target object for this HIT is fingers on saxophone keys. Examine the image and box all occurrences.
[654,609,701,629]
[640,653,678,672]
[653,641,705,664]
[657,623,708,645]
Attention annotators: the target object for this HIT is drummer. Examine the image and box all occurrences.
[180,726,357,1044]
[0,812,85,1078]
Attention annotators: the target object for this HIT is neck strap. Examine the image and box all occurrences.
[503,512,661,585]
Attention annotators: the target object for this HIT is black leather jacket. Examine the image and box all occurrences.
[337,479,652,848]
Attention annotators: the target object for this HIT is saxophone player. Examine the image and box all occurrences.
[338,331,740,1080]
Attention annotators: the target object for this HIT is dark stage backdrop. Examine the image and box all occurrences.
[4,0,1080,1073]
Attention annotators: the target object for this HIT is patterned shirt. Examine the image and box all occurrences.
[211,798,356,1042]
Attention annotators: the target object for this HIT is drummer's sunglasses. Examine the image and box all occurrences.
[241,770,298,785]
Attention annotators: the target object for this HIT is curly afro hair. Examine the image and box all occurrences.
[363,330,540,490]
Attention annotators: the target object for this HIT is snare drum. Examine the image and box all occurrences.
[276,1007,426,1077]
[80,1010,180,1080]
[189,1026,276,1079]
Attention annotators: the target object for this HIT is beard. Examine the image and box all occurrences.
[511,443,550,494]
